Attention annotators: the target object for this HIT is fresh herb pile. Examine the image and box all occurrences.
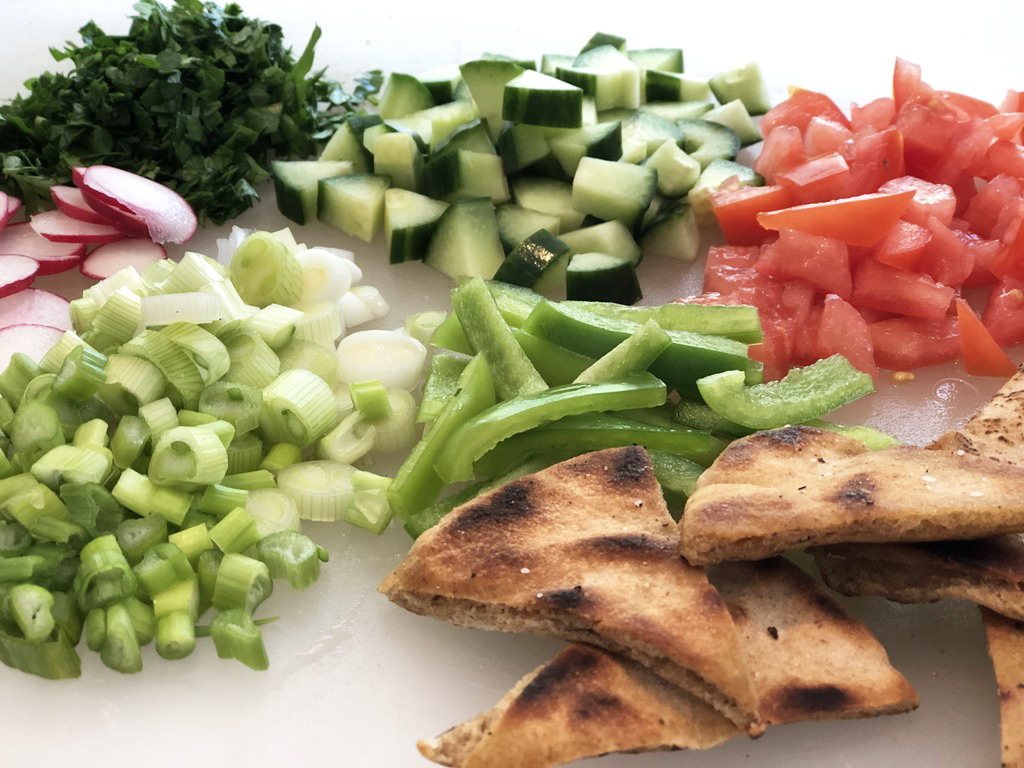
[0,0,381,225]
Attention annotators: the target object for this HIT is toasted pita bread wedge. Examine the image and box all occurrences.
[379,445,762,734]
[929,368,1024,465]
[417,643,741,768]
[982,607,1024,768]
[679,425,1024,565]
[709,557,919,726]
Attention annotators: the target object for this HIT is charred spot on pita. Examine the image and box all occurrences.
[833,473,876,507]
[606,445,652,485]
[448,481,535,533]
[516,644,600,707]
[537,585,587,611]
[774,683,853,717]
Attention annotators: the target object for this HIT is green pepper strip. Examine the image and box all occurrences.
[696,354,875,431]
[433,372,668,485]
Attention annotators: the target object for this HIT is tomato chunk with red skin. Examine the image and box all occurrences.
[873,219,931,271]
[851,258,956,320]
[962,174,1022,238]
[955,298,1018,377]
[775,152,852,204]
[804,116,854,156]
[755,229,852,299]
[753,125,806,183]
[986,140,1024,180]
[869,315,961,371]
[982,278,1024,346]
[879,175,957,227]
[761,88,852,137]
[817,294,878,378]
[917,217,975,287]
[710,184,794,246]
[757,189,916,248]
[838,125,906,197]
[850,98,895,133]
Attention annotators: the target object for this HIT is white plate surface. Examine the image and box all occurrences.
[1,3,1023,766]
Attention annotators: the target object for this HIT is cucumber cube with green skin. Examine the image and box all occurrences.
[432,118,497,158]
[687,157,765,224]
[459,58,526,139]
[644,140,701,198]
[422,149,509,204]
[708,61,773,115]
[378,72,436,119]
[502,70,585,129]
[644,70,712,103]
[495,204,562,253]
[548,121,622,177]
[580,32,627,54]
[678,118,742,168]
[424,197,506,280]
[319,115,382,171]
[702,99,763,146]
[317,173,392,243]
[384,188,448,264]
[272,160,353,225]
[559,220,641,266]
[493,229,573,289]
[540,53,575,77]
[389,99,481,151]
[627,48,684,73]
[370,132,424,192]
[415,64,463,104]
[570,45,641,110]
[639,202,701,262]
[638,100,714,122]
[571,157,657,229]
[565,252,642,305]
[510,177,585,232]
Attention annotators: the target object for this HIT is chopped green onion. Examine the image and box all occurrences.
[72,418,110,450]
[155,610,196,660]
[0,352,43,407]
[38,331,100,375]
[365,389,418,453]
[276,460,355,522]
[245,488,301,537]
[219,327,281,389]
[345,470,393,534]
[277,338,339,388]
[99,601,142,673]
[316,411,376,465]
[404,309,448,347]
[197,483,250,517]
[259,369,339,449]
[336,329,427,391]
[99,353,166,415]
[10,400,65,467]
[31,444,112,490]
[255,531,327,590]
[140,292,223,327]
[0,520,32,556]
[199,279,251,335]
[73,535,138,613]
[259,443,302,474]
[168,523,214,566]
[212,553,273,613]
[149,425,229,487]
[196,549,223,617]
[157,251,224,294]
[5,584,56,643]
[209,507,262,554]
[137,397,179,441]
[0,624,81,679]
[293,300,343,348]
[122,330,205,410]
[133,542,194,598]
[198,380,262,435]
[225,432,264,474]
[92,286,143,344]
[152,576,199,621]
[111,468,191,526]
[350,379,392,419]
[159,322,231,384]
[230,231,304,309]
[246,304,303,349]
[210,608,269,670]
[114,513,169,566]
[110,415,151,470]
[221,469,277,490]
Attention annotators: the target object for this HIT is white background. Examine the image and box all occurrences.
[1,1,1023,766]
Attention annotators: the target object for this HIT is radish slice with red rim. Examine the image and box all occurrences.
[50,185,115,225]
[0,254,40,299]
[0,191,15,230]
[0,289,71,331]
[77,187,151,238]
[0,222,86,275]
[0,323,66,371]
[78,165,197,244]
[30,209,126,244]
[80,238,168,280]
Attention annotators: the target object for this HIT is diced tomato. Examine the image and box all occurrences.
[987,112,1024,142]
[790,303,824,366]
[955,297,1018,377]
[982,278,1024,345]
[774,152,852,204]
[933,117,996,189]
[748,316,793,382]
[896,102,965,180]
[816,294,878,377]
[893,57,935,111]
[753,124,807,183]
[755,228,852,299]
[873,219,931,270]
[989,211,1024,281]
[850,97,896,133]
[1000,90,1024,113]
[804,116,854,156]
[985,140,1024,180]
[851,258,956,320]
[756,189,916,247]
[938,90,999,119]
[709,184,795,246]
[878,175,956,227]
[838,125,906,196]
[918,216,974,286]
[961,174,1022,238]
[761,88,852,137]
[869,315,961,370]
[704,244,760,293]
[961,228,1004,286]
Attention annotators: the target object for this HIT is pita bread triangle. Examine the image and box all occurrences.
[379,445,762,734]
[416,556,917,768]
[982,607,1024,768]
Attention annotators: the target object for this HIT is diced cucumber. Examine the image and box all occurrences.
[639,201,700,261]
[620,110,684,158]
[571,157,657,229]
[497,123,554,175]
[317,173,392,243]
[556,65,629,112]
[510,177,585,232]
[565,252,642,305]
[558,220,641,266]
[502,70,585,129]
[580,32,627,54]
[638,100,714,121]
[702,99,762,146]
[387,100,481,150]
[687,158,764,223]
[370,131,424,191]
[422,149,509,204]
[492,229,572,289]
[415,64,464,103]
[643,140,701,198]
[481,52,537,71]
[540,53,575,76]
[272,160,353,225]
[363,122,428,157]
[644,71,713,103]
[708,62,772,115]
[459,58,526,139]
[678,118,741,168]
[424,198,506,280]
[383,188,448,264]
[495,203,562,253]
[626,48,684,73]
[432,118,497,158]
[570,45,641,109]
[378,72,436,119]
[319,115,382,171]
[547,121,622,177]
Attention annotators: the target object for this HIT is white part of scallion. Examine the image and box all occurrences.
[336,329,426,392]
[245,488,302,537]
[339,285,389,329]
[316,411,376,465]
[276,460,355,522]
[296,247,353,306]
[319,247,362,284]
[141,293,223,327]
[363,389,419,454]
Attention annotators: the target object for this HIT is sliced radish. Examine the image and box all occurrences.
[0,324,66,371]
[50,185,116,225]
[0,222,86,275]
[78,165,197,244]
[80,238,168,280]
[6,196,22,222]
[0,289,71,331]
[30,209,126,244]
[0,254,39,299]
